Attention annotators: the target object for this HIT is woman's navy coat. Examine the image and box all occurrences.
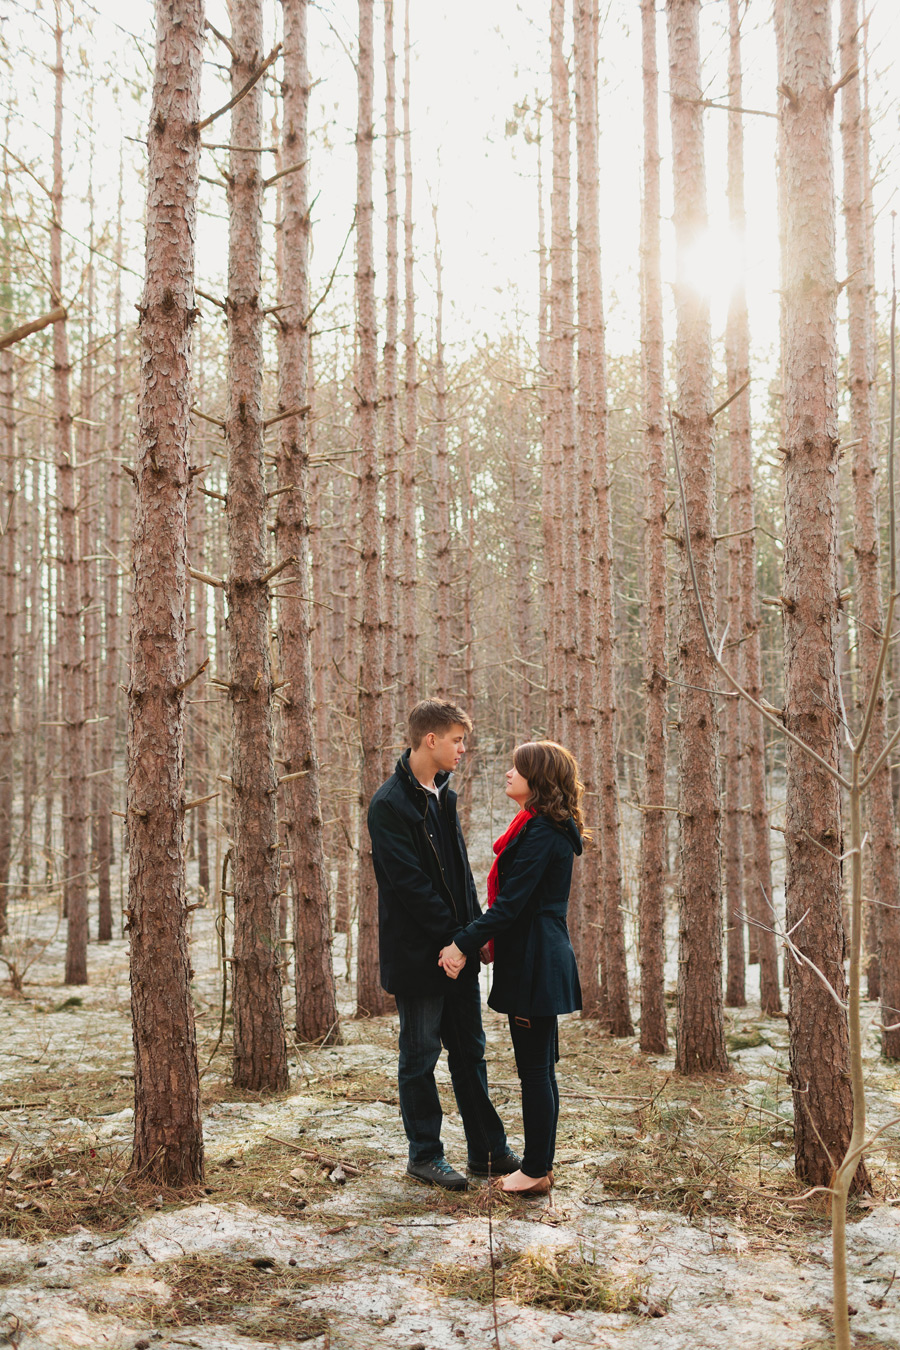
[453,814,583,1018]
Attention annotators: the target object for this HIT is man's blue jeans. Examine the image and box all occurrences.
[396,976,508,1167]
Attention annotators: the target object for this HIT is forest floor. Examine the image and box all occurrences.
[1,894,900,1350]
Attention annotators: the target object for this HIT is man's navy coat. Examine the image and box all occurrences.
[367,751,480,997]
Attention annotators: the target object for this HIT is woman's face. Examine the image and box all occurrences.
[505,758,530,807]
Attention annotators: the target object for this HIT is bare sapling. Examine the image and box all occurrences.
[670,264,899,1349]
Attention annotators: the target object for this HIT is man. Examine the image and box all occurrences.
[367,698,518,1191]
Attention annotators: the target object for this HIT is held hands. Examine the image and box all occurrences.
[438,941,466,980]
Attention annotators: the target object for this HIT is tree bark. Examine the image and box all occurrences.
[78,244,101,935]
[432,208,452,699]
[721,0,781,1017]
[128,0,204,1187]
[666,0,727,1074]
[52,4,89,986]
[382,0,401,761]
[0,351,15,937]
[839,0,900,1060]
[779,0,861,1187]
[19,465,40,901]
[459,417,476,838]
[96,177,125,943]
[226,0,289,1092]
[355,0,389,1017]
[637,0,669,1055]
[574,0,630,1034]
[399,0,419,711]
[548,0,576,748]
[722,0,746,1011]
[277,0,340,1046]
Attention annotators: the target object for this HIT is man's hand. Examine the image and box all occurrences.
[438,941,466,979]
[479,944,492,965]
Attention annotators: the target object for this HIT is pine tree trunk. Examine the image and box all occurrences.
[0,352,14,935]
[79,252,100,917]
[96,184,125,943]
[19,466,39,900]
[355,0,389,1017]
[574,0,630,1033]
[399,0,419,712]
[536,131,554,741]
[666,0,727,1074]
[52,6,89,986]
[723,0,746,1011]
[226,0,288,1092]
[839,0,900,1060]
[277,0,340,1046]
[509,416,534,739]
[42,489,57,890]
[459,420,476,838]
[432,210,452,699]
[128,0,204,1187]
[779,0,860,1187]
[720,0,782,1016]
[637,0,669,1055]
[723,540,745,1008]
[382,0,401,758]
[549,0,576,748]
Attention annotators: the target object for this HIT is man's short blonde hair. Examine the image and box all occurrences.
[408,698,473,749]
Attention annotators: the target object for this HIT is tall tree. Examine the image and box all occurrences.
[355,0,389,1016]
[722,0,746,1011]
[839,0,900,1060]
[546,0,574,742]
[399,0,419,711]
[574,0,631,1034]
[0,349,14,937]
[51,3,89,985]
[276,0,340,1045]
[779,0,859,1185]
[432,207,452,698]
[128,0,204,1186]
[96,171,125,943]
[637,0,669,1055]
[382,0,401,755]
[226,0,289,1091]
[724,0,781,1016]
[666,0,727,1074]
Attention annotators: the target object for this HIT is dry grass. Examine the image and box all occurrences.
[0,1142,145,1239]
[800,1338,900,1350]
[0,1066,134,1117]
[80,1252,335,1342]
[431,1244,666,1316]
[0,1133,369,1240]
[550,1021,843,1241]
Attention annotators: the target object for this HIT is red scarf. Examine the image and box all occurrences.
[484,809,533,962]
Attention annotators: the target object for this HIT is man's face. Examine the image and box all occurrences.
[427,725,467,774]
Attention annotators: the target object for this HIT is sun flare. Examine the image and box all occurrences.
[679,223,747,304]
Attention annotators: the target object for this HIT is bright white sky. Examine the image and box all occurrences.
[6,0,900,385]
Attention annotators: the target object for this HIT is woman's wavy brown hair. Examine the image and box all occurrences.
[513,741,589,838]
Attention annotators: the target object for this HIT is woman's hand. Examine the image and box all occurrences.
[438,942,466,979]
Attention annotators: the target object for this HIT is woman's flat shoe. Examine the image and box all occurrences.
[500,1171,552,1196]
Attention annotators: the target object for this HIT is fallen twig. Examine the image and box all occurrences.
[263,1135,365,1176]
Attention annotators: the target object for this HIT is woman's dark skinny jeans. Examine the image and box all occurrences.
[508,1013,559,1178]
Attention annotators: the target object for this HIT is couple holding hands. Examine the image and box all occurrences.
[368,698,584,1196]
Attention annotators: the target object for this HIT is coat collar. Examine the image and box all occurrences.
[499,812,583,858]
[396,749,453,815]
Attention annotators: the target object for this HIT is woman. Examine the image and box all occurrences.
[439,741,584,1195]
